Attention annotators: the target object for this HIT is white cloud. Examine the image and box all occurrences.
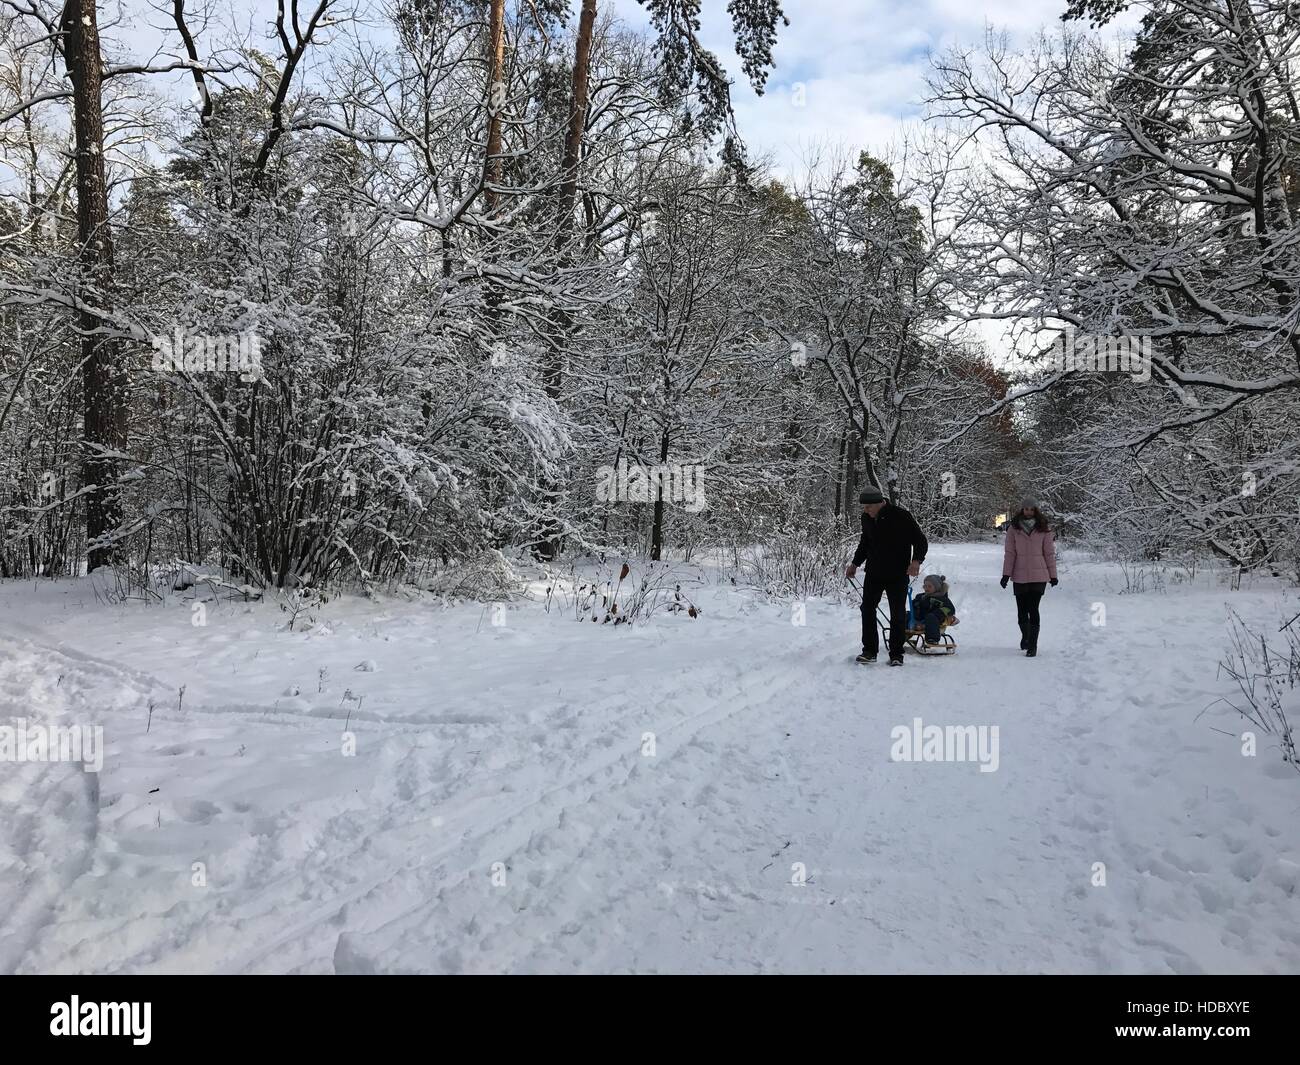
[607,0,1133,175]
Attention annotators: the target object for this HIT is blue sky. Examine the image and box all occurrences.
[97,0,1136,180]
[608,0,1118,176]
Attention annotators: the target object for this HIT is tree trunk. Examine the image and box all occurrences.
[845,429,860,527]
[650,426,669,561]
[483,0,506,212]
[65,0,128,571]
[545,0,597,398]
[558,0,597,236]
[530,0,598,561]
[833,427,847,519]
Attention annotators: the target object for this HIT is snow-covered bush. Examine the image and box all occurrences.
[732,522,857,602]
[1217,611,1300,777]
[426,549,522,603]
[561,561,699,625]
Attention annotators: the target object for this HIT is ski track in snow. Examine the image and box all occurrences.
[0,543,1297,973]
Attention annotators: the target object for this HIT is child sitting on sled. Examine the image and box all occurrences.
[912,574,957,646]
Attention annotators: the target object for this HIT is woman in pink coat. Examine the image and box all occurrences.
[1000,500,1058,657]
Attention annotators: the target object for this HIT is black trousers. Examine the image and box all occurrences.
[861,574,909,660]
[912,599,944,641]
[1014,581,1046,646]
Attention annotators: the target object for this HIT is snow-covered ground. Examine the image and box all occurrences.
[0,542,1297,974]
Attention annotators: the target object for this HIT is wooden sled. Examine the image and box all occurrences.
[877,611,958,656]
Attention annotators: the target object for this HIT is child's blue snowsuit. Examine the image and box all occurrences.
[912,590,955,642]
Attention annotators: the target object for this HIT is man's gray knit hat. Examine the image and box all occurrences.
[859,487,885,504]
[1020,498,1039,511]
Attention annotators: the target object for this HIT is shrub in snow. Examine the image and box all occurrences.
[730,523,857,602]
[88,563,164,606]
[278,588,321,632]
[427,549,521,602]
[1217,611,1300,776]
[567,562,700,625]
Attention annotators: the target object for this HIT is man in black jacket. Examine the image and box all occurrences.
[844,487,928,666]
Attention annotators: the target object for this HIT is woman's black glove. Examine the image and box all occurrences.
[1000,575,1009,589]
[1049,578,1059,587]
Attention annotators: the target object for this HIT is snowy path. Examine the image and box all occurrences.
[1,543,1297,973]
